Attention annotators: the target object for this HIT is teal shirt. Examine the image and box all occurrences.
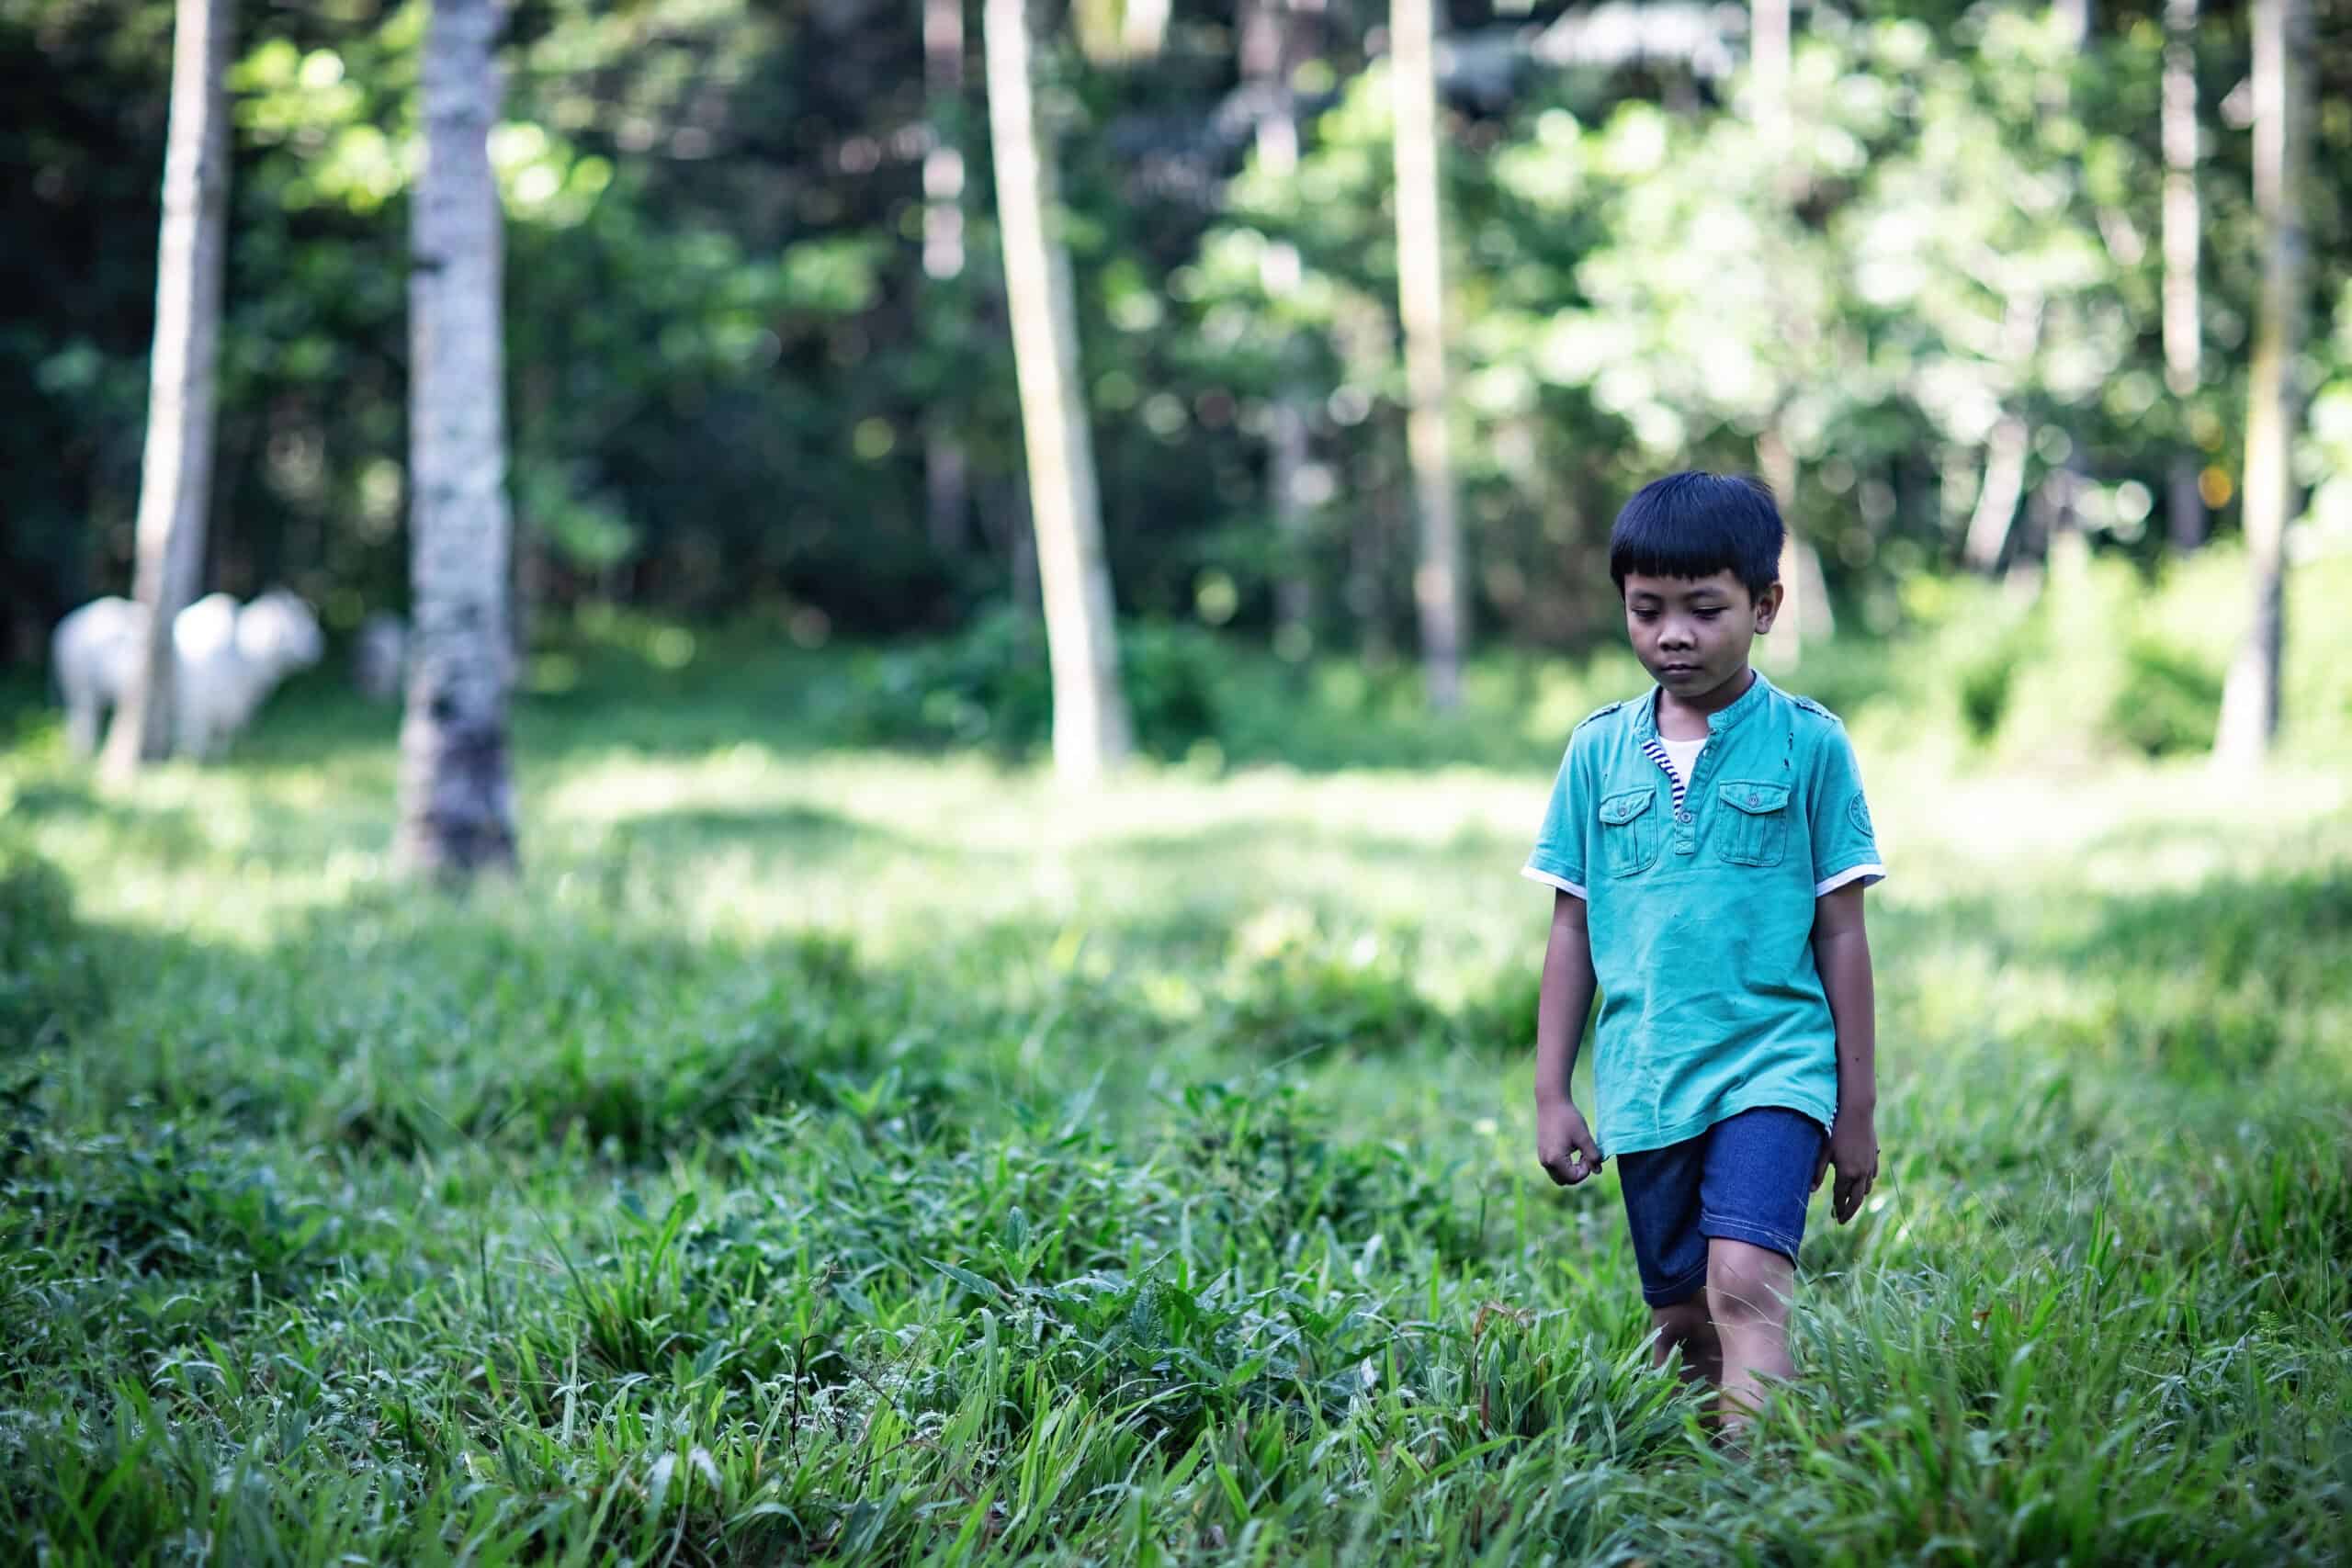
[1522,670,1884,1156]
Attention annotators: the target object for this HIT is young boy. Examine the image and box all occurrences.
[1522,471,1883,1434]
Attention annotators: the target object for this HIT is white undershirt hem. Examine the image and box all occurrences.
[1815,862,1886,896]
[1521,865,1589,900]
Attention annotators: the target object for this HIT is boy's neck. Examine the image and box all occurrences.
[1655,664,1757,738]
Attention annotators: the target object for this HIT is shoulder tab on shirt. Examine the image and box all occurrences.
[1788,693,1843,725]
[1572,700,1626,732]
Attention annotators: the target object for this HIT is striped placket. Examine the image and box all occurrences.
[1638,735,1689,811]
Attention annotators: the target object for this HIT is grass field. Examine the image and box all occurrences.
[2,637,2349,1565]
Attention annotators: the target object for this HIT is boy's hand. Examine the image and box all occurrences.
[1536,1100,1605,1187]
[1813,1111,1878,1224]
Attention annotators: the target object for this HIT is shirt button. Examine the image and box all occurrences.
[1677,810,1692,823]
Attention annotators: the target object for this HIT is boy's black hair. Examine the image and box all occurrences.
[1608,471,1784,600]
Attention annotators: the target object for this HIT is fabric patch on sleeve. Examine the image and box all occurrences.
[1848,793,1873,840]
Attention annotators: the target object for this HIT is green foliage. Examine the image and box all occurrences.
[832,610,1227,762]
[2112,635,2227,758]
[1794,543,2352,765]
[13,0,2352,663]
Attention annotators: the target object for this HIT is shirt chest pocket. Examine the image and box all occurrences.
[1597,786,1659,877]
[1716,780,1792,866]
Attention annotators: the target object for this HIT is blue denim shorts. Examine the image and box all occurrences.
[1615,1105,1828,1307]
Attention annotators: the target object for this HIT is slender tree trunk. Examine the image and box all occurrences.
[2168,458,2207,552]
[1758,434,1834,652]
[2041,0,2093,591]
[1757,427,1805,669]
[926,427,969,557]
[1390,0,1463,708]
[399,0,519,878]
[1120,0,1170,61]
[1268,395,1313,644]
[101,0,233,780]
[2162,0,2206,551]
[923,0,970,558]
[985,0,1132,779]
[1750,0,1789,149]
[1962,413,2031,571]
[1351,456,1397,663]
[2036,455,2088,563]
[1748,0,1821,667]
[2214,0,2308,766]
[1243,0,1317,650]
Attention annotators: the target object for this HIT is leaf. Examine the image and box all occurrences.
[926,1258,1006,1303]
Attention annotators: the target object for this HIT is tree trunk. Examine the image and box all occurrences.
[2168,457,2207,552]
[1758,427,1803,669]
[1351,456,1397,663]
[1243,0,1317,651]
[2162,0,2206,551]
[925,424,969,558]
[399,0,519,878]
[1750,0,1788,149]
[1390,0,1464,709]
[2214,0,2308,767]
[985,0,1132,780]
[2035,455,2087,560]
[1268,395,1313,647]
[1962,414,2031,571]
[101,0,233,780]
[923,0,970,558]
[1120,0,1170,61]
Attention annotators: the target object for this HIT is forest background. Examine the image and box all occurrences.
[6,0,2352,772]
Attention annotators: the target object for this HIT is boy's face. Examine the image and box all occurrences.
[1621,570,1783,702]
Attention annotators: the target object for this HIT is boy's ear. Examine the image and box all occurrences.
[1753,581,1785,632]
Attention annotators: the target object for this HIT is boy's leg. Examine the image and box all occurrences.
[1704,1237,1794,1427]
[1615,1136,1714,1387]
[1648,1292,1720,1389]
[1694,1107,1826,1433]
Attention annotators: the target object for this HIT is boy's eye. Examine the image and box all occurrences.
[1696,608,1724,619]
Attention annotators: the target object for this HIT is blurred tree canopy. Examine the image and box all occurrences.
[5,0,2351,665]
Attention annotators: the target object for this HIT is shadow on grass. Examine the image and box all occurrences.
[1871,849,2351,1082]
[600,802,915,863]
[17,899,943,1160]
[3,777,211,862]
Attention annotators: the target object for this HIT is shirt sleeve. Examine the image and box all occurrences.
[1521,732,1589,899]
[1809,723,1885,896]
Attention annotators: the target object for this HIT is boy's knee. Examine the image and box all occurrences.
[1704,1240,1792,1325]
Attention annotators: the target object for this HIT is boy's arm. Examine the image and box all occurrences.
[1533,890,1604,1185]
[1810,882,1878,1224]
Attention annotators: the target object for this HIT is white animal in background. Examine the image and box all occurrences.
[49,595,145,756]
[51,588,325,759]
[353,611,408,702]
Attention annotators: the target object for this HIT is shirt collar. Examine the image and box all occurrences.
[1632,665,1773,741]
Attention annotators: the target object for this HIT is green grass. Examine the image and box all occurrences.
[1,633,2349,1565]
